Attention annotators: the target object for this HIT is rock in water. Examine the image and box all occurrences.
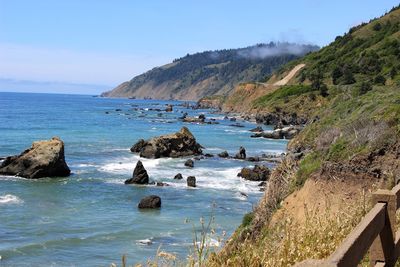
[184,159,194,168]
[125,161,149,184]
[130,127,203,159]
[218,151,229,158]
[249,126,263,132]
[237,165,271,181]
[235,146,246,159]
[138,195,161,209]
[165,104,173,112]
[187,176,196,187]
[0,137,70,179]
[130,139,146,153]
[174,173,183,180]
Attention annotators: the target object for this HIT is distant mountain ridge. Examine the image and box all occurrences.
[101,42,319,100]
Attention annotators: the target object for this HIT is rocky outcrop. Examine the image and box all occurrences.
[130,127,203,159]
[187,176,196,187]
[237,165,271,181]
[0,137,70,179]
[255,112,307,126]
[138,195,161,209]
[197,96,224,110]
[251,126,303,140]
[124,161,149,184]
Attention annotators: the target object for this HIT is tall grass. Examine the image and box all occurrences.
[207,190,373,266]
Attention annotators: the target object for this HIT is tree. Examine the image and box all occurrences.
[342,66,356,84]
[332,66,343,85]
[309,67,323,90]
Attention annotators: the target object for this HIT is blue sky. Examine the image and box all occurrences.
[0,0,398,93]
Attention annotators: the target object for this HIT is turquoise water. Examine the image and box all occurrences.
[0,92,287,266]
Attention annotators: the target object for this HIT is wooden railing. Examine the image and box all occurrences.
[296,184,400,267]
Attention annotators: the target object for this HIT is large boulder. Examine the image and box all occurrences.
[237,165,271,181]
[0,137,70,179]
[124,161,149,184]
[138,195,161,209]
[130,127,203,159]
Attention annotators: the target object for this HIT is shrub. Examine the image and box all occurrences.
[358,81,373,95]
[242,212,254,227]
[374,75,386,85]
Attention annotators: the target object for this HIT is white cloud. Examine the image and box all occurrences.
[0,43,169,86]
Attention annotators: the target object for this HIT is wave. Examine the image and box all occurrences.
[0,194,23,205]
[100,156,263,193]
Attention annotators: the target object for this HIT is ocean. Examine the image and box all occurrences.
[0,92,287,266]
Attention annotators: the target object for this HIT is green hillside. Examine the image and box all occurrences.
[101,43,318,100]
[208,5,400,266]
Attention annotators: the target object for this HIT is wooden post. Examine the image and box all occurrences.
[370,189,396,267]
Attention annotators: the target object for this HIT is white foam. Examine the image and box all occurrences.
[100,155,264,193]
[0,194,23,205]
[137,238,153,245]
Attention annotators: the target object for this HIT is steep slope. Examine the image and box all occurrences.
[101,43,318,100]
[208,5,400,266]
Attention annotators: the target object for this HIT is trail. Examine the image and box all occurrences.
[273,63,306,86]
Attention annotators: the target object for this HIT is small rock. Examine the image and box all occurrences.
[235,146,246,159]
[204,153,214,157]
[156,182,169,186]
[229,117,236,121]
[138,195,161,209]
[229,123,245,128]
[165,104,173,112]
[249,126,263,132]
[174,173,183,180]
[184,159,194,168]
[218,151,229,158]
[187,176,196,187]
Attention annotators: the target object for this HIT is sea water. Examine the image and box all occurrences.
[0,92,287,266]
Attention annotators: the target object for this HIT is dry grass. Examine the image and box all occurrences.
[207,190,372,267]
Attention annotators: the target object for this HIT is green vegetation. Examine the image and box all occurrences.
[241,212,254,227]
[253,84,315,108]
[103,43,318,99]
[209,5,400,267]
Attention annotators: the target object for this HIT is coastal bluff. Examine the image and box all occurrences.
[0,137,70,179]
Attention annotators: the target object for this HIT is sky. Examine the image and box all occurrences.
[0,0,399,94]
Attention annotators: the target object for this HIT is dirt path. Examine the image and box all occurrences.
[273,63,306,86]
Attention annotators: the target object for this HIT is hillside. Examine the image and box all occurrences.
[101,43,318,100]
[208,5,400,266]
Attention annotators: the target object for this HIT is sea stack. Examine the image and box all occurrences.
[0,137,70,179]
[124,161,149,184]
[130,127,203,159]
